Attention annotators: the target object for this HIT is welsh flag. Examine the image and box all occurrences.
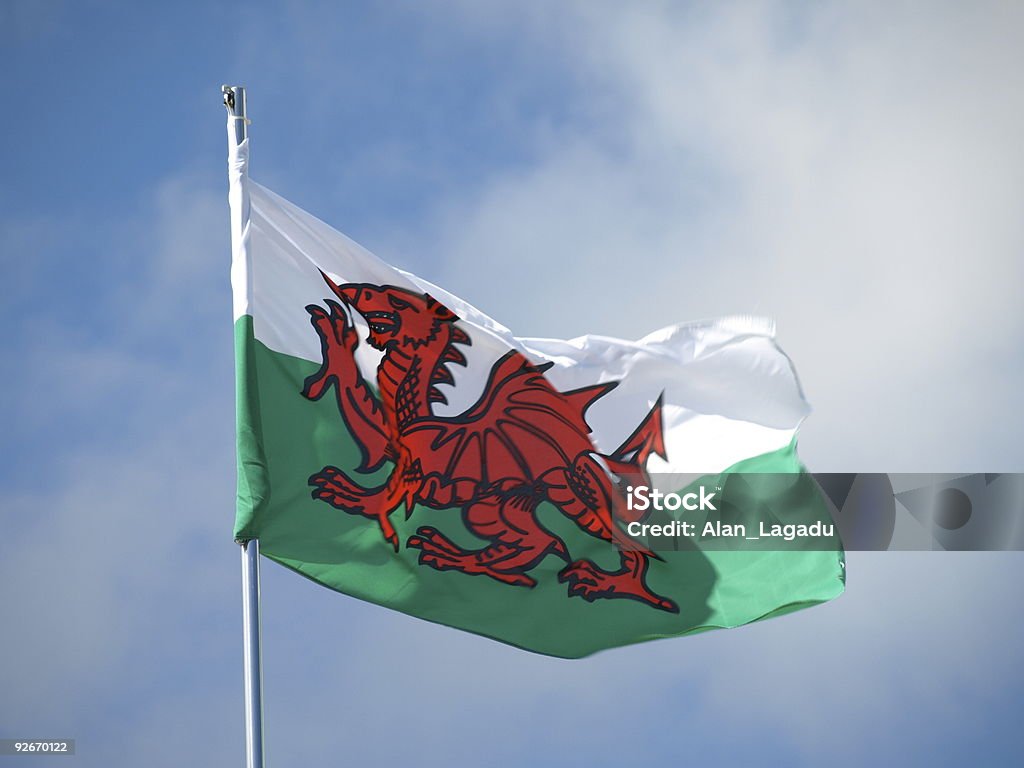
[228,129,844,658]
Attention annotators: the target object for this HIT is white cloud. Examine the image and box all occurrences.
[419,0,1024,471]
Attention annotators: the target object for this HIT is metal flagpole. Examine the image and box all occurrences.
[239,538,265,768]
[223,84,265,768]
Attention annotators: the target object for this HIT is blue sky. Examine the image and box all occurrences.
[1,1,1023,766]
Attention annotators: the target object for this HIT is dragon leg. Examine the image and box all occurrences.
[310,466,407,550]
[302,298,393,473]
[407,483,566,588]
[544,454,679,613]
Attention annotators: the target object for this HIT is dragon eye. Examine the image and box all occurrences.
[388,295,411,311]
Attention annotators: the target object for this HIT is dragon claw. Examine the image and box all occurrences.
[418,552,455,570]
[308,466,368,512]
[323,300,358,350]
[558,559,678,612]
[407,526,461,557]
[558,560,601,588]
[408,528,537,587]
[302,301,361,401]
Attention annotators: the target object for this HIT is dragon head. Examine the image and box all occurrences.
[322,272,459,351]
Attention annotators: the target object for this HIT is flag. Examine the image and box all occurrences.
[228,128,845,658]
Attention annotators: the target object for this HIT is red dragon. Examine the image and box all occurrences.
[301,273,677,612]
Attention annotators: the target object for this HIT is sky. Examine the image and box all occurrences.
[1,1,1022,765]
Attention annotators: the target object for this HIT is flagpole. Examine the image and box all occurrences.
[223,84,265,768]
[239,539,265,768]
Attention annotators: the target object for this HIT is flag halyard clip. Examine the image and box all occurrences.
[222,86,251,124]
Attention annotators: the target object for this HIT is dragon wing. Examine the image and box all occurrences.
[400,351,616,486]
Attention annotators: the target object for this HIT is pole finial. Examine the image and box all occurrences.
[222,85,249,143]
